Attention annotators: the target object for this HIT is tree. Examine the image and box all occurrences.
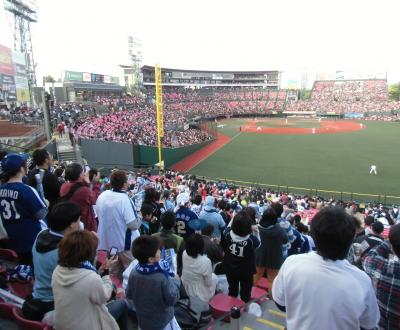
[388,84,400,101]
[299,89,311,100]
[44,75,55,83]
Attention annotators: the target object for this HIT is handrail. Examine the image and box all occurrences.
[0,142,30,151]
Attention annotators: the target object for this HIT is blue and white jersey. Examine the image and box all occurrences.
[175,207,198,240]
[135,176,151,193]
[96,189,140,252]
[0,182,47,253]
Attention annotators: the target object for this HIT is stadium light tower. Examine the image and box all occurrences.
[127,36,142,93]
[4,0,38,105]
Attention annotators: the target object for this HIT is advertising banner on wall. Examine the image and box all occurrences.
[344,113,364,119]
[83,72,91,82]
[12,51,30,103]
[0,74,17,101]
[12,51,26,65]
[0,45,14,75]
[91,73,104,83]
[103,75,111,83]
[16,88,30,102]
[65,71,83,82]
[15,76,29,88]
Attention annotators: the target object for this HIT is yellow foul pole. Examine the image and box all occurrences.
[155,64,164,171]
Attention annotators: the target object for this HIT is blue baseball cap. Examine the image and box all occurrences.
[1,153,30,171]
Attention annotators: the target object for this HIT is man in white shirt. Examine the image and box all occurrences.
[96,170,141,278]
[272,207,379,330]
[369,165,377,175]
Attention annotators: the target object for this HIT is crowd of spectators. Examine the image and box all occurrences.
[72,90,288,147]
[3,80,400,150]
[0,147,399,329]
[72,83,400,147]
[364,114,400,121]
[74,108,211,147]
[287,80,400,114]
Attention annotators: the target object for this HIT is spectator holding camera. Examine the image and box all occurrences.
[52,230,127,330]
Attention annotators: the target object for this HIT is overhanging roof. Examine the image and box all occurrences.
[67,82,125,91]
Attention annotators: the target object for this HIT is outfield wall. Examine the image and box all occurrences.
[80,138,213,170]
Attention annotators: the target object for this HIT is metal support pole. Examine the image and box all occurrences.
[155,64,164,172]
[41,89,51,141]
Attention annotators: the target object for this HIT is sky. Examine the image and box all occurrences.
[1,0,400,84]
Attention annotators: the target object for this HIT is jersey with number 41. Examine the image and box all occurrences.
[0,182,47,253]
[222,227,260,275]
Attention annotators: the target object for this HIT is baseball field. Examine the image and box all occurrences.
[182,118,400,203]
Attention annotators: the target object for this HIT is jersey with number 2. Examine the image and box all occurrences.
[175,207,198,240]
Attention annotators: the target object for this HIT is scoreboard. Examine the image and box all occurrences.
[91,73,104,83]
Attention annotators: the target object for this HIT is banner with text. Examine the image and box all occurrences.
[0,45,14,75]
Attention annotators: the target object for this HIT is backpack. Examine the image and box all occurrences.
[59,182,85,202]
[174,296,212,329]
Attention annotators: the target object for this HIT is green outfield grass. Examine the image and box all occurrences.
[190,119,400,202]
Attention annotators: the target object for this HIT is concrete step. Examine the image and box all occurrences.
[211,299,286,329]
[58,151,77,162]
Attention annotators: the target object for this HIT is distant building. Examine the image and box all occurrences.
[120,64,280,91]
[38,71,125,103]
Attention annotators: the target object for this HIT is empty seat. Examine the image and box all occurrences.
[0,301,15,319]
[209,293,244,322]
[256,277,268,291]
[0,248,19,262]
[12,307,52,330]
[251,286,268,303]
[9,279,34,299]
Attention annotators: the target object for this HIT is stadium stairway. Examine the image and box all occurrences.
[56,131,82,164]
[211,299,287,330]
[58,150,77,163]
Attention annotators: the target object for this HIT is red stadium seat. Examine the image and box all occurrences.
[110,275,125,299]
[96,250,107,269]
[0,301,15,319]
[209,293,245,322]
[251,286,268,303]
[0,248,19,262]
[12,307,52,330]
[9,279,34,299]
[256,277,268,291]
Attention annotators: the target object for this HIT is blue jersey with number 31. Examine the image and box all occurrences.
[0,182,47,253]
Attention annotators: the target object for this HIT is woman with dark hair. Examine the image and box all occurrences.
[221,211,260,302]
[181,233,217,303]
[60,163,98,232]
[254,208,288,292]
[0,153,47,265]
[144,187,163,230]
[52,230,127,330]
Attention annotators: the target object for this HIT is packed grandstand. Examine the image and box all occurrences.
[2,77,400,148]
[1,75,400,330]
[74,79,400,147]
